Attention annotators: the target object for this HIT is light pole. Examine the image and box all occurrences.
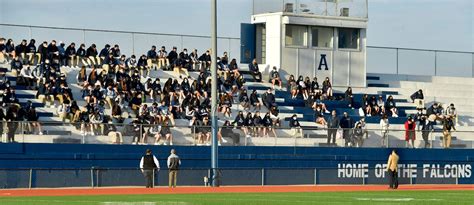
[210,0,219,187]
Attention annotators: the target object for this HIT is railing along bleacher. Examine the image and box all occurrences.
[1,121,472,149]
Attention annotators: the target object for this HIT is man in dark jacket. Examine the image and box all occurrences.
[99,44,111,58]
[327,110,340,146]
[15,39,28,62]
[139,149,160,188]
[167,47,178,69]
[167,149,181,188]
[262,89,276,110]
[86,44,99,66]
[37,41,48,63]
[47,40,59,61]
[26,39,39,65]
[339,112,354,147]
[410,89,424,109]
[248,58,262,82]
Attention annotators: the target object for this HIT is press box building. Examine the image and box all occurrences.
[241,0,368,87]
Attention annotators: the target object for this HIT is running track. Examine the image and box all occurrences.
[0,185,473,197]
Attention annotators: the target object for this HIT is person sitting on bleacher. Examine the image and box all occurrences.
[5,39,15,61]
[10,55,23,76]
[177,48,191,76]
[248,58,262,82]
[99,44,111,58]
[426,102,443,123]
[57,99,71,122]
[79,108,92,136]
[198,116,211,145]
[76,44,88,67]
[46,40,59,62]
[0,38,8,63]
[262,112,276,138]
[368,95,379,116]
[198,50,211,71]
[189,49,200,71]
[66,43,77,67]
[18,65,35,89]
[68,100,80,123]
[296,76,307,100]
[269,66,282,90]
[321,77,333,100]
[57,42,66,67]
[252,111,263,137]
[262,88,276,110]
[345,87,354,108]
[86,44,99,67]
[25,106,43,135]
[168,46,179,67]
[0,71,10,90]
[229,58,240,77]
[239,89,250,110]
[15,39,28,62]
[147,45,158,69]
[445,103,458,126]
[289,114,303,138]
[219,92,232,118]
[314,105,327,126]
[410,89,424,110]
[385,95,398,117]
[249,89,261,111]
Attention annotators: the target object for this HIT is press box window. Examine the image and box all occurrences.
[338,28,359,49]
[311,27,333,48]
[285,25,307,47]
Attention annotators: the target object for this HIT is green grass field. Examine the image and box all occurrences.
[0,191,473,205]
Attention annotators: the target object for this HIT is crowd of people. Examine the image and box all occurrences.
[0,37,462,148]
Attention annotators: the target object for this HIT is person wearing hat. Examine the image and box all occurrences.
[442,115,456,148]
[386,150,399,189]
[139,149,160,188]
[404,116,416,148]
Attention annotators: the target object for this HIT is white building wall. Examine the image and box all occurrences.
[254,13,368,87]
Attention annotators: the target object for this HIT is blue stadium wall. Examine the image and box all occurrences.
[0,143,472,187]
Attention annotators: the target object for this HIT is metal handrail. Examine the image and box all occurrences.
[0,23,240,40]
[1,23,471,54]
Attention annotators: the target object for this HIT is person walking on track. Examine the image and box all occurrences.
[139,149,160,188]
[386,150,399,189]
[167,149,181,188]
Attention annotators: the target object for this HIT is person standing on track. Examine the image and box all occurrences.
[167,149,181,188]
[386,150,399,189]
[139,149,160,188]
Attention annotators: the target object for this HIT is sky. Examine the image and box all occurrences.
[0,0,472,75]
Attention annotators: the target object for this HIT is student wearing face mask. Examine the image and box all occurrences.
[289,114,303,138]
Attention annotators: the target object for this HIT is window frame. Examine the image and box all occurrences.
[310,26,334,50]
[284,24,308,48]
[337,27,360,51]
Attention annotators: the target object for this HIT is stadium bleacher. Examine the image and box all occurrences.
[0,37,472,148]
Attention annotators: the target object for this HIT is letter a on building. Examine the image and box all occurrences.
[318,54,329,70]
